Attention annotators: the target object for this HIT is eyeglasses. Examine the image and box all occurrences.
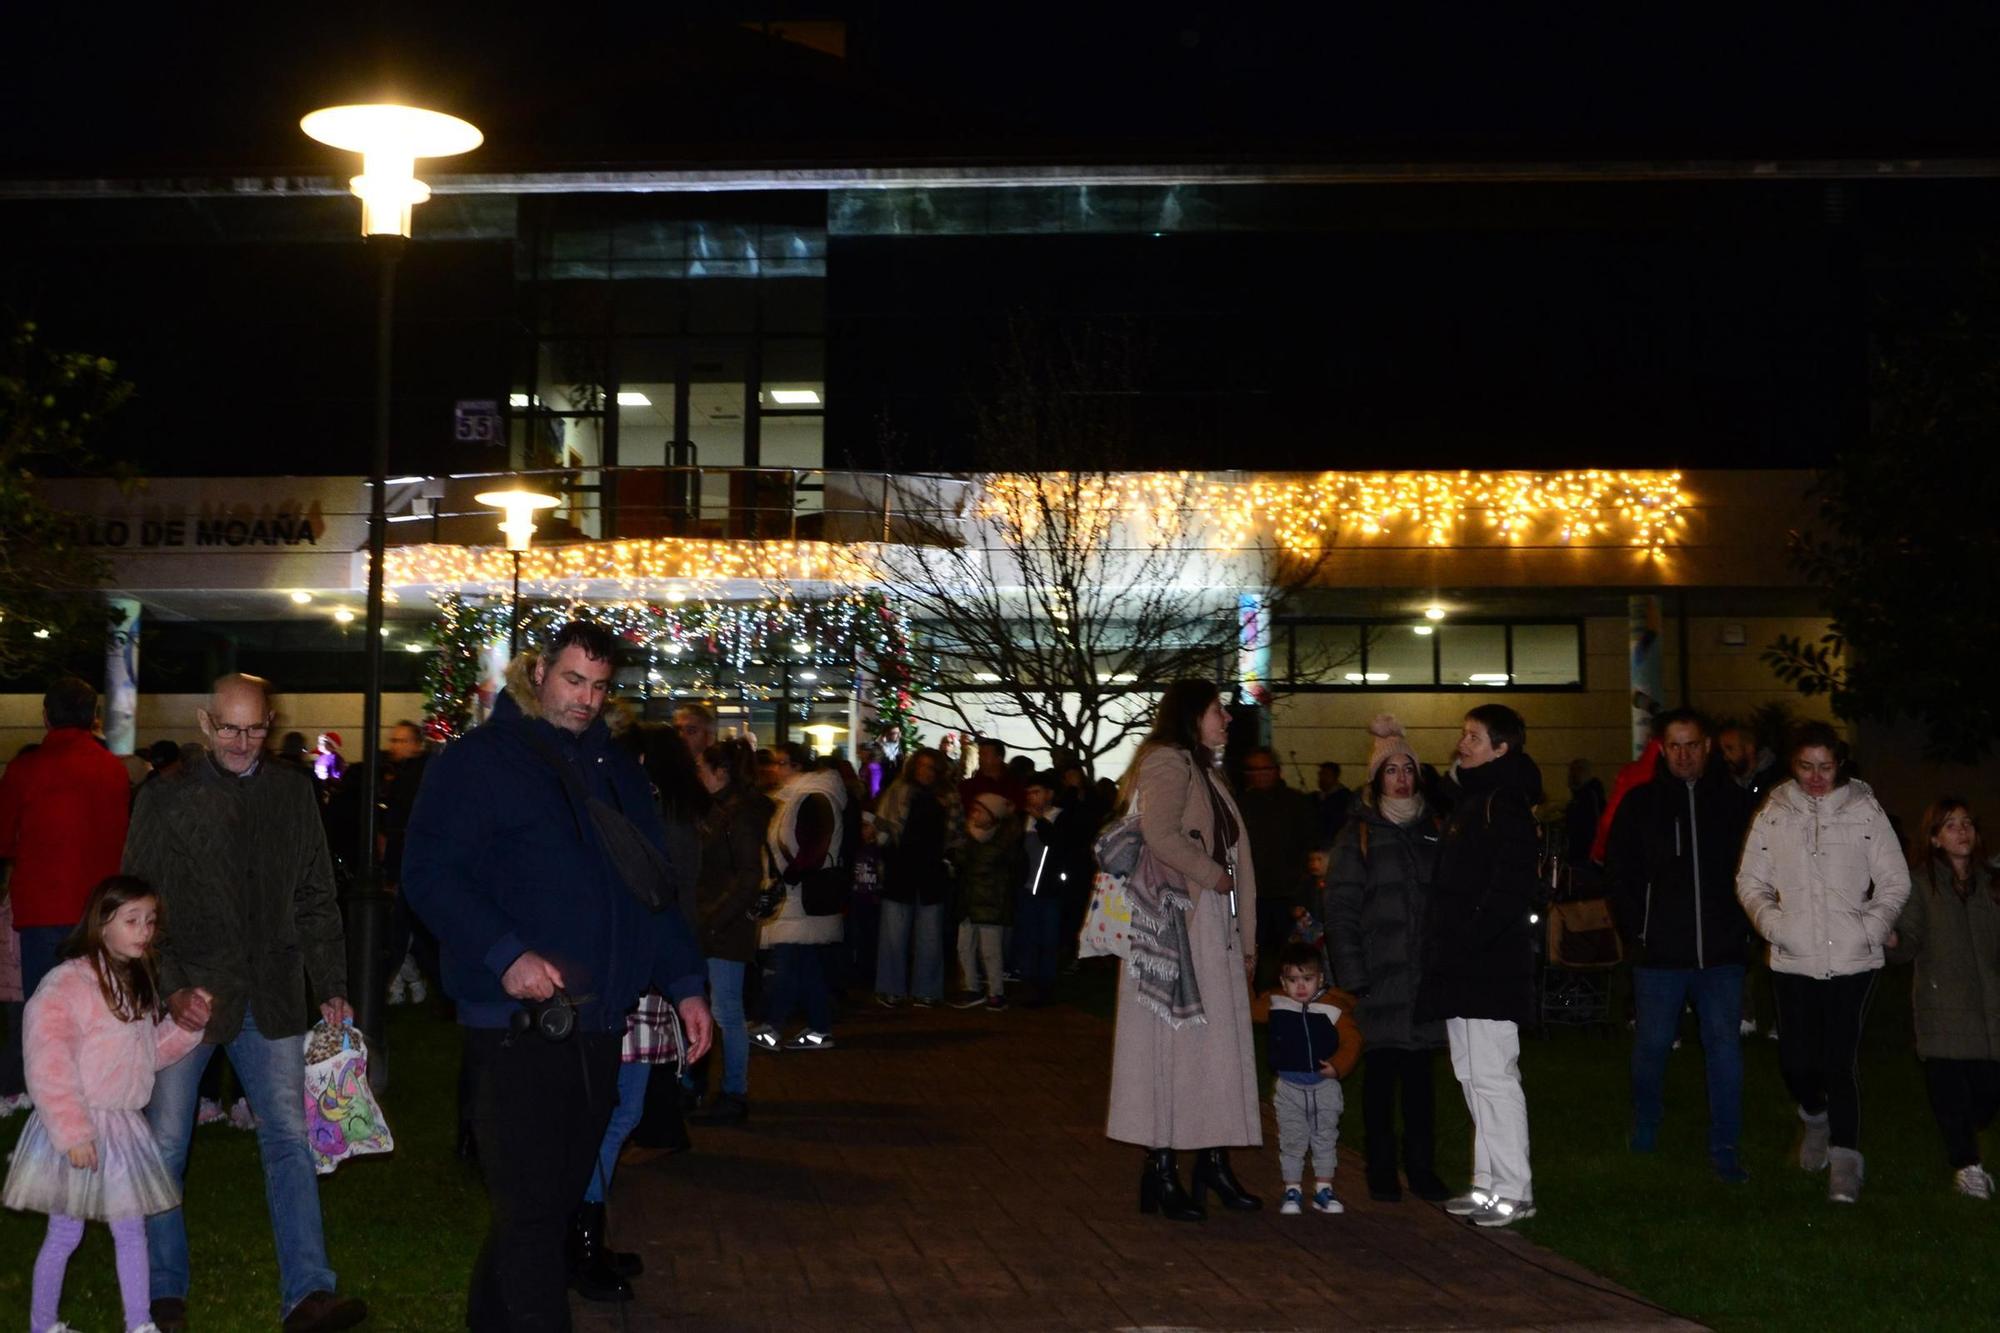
[212,723,271,741]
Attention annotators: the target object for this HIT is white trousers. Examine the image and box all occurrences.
[957,921,1005,996]
[1446,1017,1533,1203]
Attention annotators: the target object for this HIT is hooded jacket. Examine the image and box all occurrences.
[1266,985,1364,1082]
[401,668,705,1031]
[1415,748,1543,1027]
[1889,866,2000,1062]
[1735,778,1910,980]
[758,768,847,947]
[1604,757,1756,969]
[0,727,133,928]
[1327,798,1446,1050]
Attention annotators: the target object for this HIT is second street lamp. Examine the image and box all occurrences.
[475,485,563,654]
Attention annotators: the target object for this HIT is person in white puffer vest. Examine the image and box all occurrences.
[1736,720,1911,1205]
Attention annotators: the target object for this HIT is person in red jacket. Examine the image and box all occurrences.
[1590,729,1664,865]
[0,678,133,997]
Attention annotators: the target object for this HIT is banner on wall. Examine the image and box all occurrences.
[104,598,141,756]
[1627,594,1664,759]
[1238,593,1272,708]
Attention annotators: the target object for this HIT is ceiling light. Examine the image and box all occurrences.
[792,640,811,655]
[32,628,51,640]
[665,642,686,657]
[1468,673,1511,685]
[665,590,687,604]
[404,642,425,654]
[616,391,651,407]
[509,392,532,408]
[1424,606,1447,621]
[333,609,355,625]
[379,627,391,637]
[799,669,818,682]
[1345,672,1391,682]
[768,389,821,406]
[974,671,1002,683]
[1412,624,1434,636]
[290,591,313,605]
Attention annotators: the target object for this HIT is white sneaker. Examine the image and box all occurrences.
[1279,1186,1303,1215]
[1954,1164,1993,1200]
[1442,1189,1492,1216]
[1311,1185,1344,1214]
[783,1029,835,1051]
[1471,1197,1536,1227]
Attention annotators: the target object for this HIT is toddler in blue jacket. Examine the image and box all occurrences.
[1267,942,1363,1214]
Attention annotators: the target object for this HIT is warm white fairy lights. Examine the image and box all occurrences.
[382,536,880,593]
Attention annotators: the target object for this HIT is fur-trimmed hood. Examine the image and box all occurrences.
[500,650,636,738]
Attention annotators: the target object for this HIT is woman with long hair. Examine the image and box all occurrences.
[872,748,960,1007]
[1105,680,1262,1222]
[1737,720,1911,1204]
[1888,799,2000,1198]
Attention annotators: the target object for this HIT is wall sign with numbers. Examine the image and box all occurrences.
[453,399,501,445]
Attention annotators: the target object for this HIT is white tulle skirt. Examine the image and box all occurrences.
[2,1107,180,1220]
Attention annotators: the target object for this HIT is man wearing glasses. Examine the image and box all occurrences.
[126,673,365,1333]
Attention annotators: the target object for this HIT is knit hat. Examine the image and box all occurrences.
[1365,713,1419,788]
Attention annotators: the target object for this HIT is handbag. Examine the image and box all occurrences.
[1547,897,1625,969]
[301,1021,394,1175]
[1078,868,1135,959]
[622,990,687,1068]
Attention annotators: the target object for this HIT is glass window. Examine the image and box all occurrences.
[1511,623,1583,686]
[1288,623,1364,685]
[1366,622,1436,687]
[1439,624,1508,687]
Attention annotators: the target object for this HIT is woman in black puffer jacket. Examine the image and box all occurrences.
[1327,715,1448,1204]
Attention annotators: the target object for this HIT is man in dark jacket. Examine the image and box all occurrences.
[126,673,364,1333]
[1605,707,1757,1181]
[1237,746,1319,987]
[1415,704,1542,1228]
[403,621,710,1330]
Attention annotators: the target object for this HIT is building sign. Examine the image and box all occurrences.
[454,399,502,446]
[66,504,326,549]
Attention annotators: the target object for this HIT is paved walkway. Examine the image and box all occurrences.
[579,986,1698,1332]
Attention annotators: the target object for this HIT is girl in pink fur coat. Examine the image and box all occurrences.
[3,876,211,1333]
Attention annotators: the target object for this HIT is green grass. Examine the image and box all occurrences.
[1,1007,484,1331]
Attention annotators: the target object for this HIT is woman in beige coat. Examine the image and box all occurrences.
[1107,680,1262,1222]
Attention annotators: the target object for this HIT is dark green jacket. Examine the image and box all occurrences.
[1889,867,2000,1062]
[123,755,348,1043]
[953,824,1023,926]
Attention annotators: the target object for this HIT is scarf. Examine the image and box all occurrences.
[1124,752,1221,1029]
[1376,793,1424,826]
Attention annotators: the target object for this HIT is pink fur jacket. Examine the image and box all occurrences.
[24,958,204,1152]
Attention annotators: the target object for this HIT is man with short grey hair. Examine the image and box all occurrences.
[126,673,365,1333]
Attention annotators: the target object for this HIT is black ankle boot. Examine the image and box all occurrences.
[1190,1148,1263,1211]
[1138,1148,1206,1221]
[567,1203,636,1301]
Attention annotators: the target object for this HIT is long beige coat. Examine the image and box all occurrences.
[1106,745,1263,1150]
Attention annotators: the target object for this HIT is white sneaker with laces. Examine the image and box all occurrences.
[1279,1186,1303,1216]
[1471,1197,1536,1227]
[1954,1164,1993,1200]
[1311,1185,1344,1215]
[1442,1189,1492,1216]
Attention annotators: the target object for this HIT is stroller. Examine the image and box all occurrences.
[1536,845,1624,1032]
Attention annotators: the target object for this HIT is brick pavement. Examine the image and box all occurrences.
[577,990,1700,1332]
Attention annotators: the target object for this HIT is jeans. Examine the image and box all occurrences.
[957,922,1005,997]
[584,1060,651,1204]
[1630,964,1745,1158]
[17,925,69,1000]
[466,1028,621,1330]
[1922,1058,2000,1169]
[1446,1017,1531,1203]
[766,944,833,1034]
[1772,969,1878,1149]
[1362,1046,1438,1189]
[875,900,944,1000]
[146,1008,336,1318]
[1013,883,1065,990]
[708,958,749,1096]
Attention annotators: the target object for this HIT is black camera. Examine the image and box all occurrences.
[510,989,584,1042]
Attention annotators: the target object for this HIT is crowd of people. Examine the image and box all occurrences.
[0,628,1995,1329]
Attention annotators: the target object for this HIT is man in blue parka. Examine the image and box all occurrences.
[404,619,710,1330]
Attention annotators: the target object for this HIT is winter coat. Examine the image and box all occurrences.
[1415,749,1543,1027]
[1604,761,1757,969]
[875,779,956,907]
[1236,782,1319,909]
[1736,778,1911,980]
[695,783,774,964]
[0,727,133,929]
[1327,801,1446,1050]
[1267,985,1364,1081]
[1130,746,1259,958]
[758,770,847,947]
[1888,866,2000,1062]
[401,677,705,1032]
[122,753,348,1044]
[1023,805,1094,908]
[1591,737,1661,864]
[953,819,1023,926]
[24,959,203,1153]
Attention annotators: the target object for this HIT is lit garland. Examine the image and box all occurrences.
[383,537,879,595]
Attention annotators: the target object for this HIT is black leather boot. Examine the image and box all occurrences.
[567,1203,636,1301]
[1190,1148,1263,1211]
[1138,1148,1206,1221]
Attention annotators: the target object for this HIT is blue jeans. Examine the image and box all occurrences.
[146,1008,336,1318]
[766,944,834,1034]
[875,900,944,999]
[17,925,69,1000]
[708,958,749,1096]
[584,1060,651,1204]
[1631,964,1746,1159]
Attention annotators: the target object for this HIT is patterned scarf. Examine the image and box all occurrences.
[1126,846,1205,1028]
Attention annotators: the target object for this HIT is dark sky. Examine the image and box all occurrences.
[5,7,1999,177]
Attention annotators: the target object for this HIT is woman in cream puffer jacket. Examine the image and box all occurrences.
[1736,722,1910,1204]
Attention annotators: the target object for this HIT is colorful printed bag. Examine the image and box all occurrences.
[1078,869,1136,959]
[301,1021,394,1175]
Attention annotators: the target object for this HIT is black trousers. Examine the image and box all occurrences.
[1362,1046,1438,1188]
[466,1027,622,1332]
[1922,1057,2000,1169]
[1771,969,1877,1150]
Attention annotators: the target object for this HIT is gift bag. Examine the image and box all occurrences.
[1078,869,1135,959]
[302,1021,394,1175]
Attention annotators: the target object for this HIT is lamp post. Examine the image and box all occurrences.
[474,486,561,654]
[302,103,480,1081]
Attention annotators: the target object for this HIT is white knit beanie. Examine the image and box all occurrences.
[1365,713,1419,788]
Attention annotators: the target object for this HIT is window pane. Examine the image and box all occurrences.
[1365,622,1435,687]
[1511,623,1582,686]
[1439,624,1508,687]
[1289,623,1363,685]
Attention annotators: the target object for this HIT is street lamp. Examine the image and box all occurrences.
[301,102,480,1083]
[475,486,561,654]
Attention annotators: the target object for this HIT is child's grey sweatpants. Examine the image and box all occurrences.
[1273,1077,1342,1182]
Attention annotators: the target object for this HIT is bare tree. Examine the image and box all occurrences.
[872,320,1348,770]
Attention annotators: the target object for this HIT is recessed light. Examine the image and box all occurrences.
[404,642,425,653]
[616,391,651,407]
[290,591,313,605]
[799,669,818,682]
[509,392,532,408]
[1469,673,1511,685]
[792,640,811,655]
[333,609,355,625]
[1412,625,1434,637]
[768,389,821,406]
[1345,672,1391,682]
[1424,606,1447,621]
